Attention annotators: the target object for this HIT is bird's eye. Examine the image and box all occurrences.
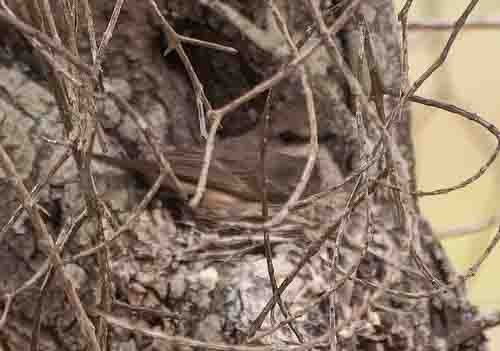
[278,131,306,144]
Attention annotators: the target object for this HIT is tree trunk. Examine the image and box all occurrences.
[0,0,488,350]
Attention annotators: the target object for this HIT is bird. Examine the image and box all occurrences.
[92,134,321,220]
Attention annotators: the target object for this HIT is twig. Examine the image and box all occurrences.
[397,0,481,108]
[259,85,277,323]
[96,0,125,66]
[29,264,54,351]
[408,17,500,31]
[0,8,96,78]
[383,89,500,197]
[148,0,212,139]
[259,8,319,231]
[112,300,186,320]
[437,215,500,239]
[257,2,304,342]
[198,0,287,57]
[178,34,238,54]
[81,2,114,346]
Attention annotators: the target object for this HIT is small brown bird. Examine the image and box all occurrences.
[92,136,320,219]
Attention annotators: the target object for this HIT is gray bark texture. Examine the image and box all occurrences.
[0,0,489,350]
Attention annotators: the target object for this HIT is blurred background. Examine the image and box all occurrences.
[392,0,500,347]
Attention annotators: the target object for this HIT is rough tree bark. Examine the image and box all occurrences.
[0,0,489,350]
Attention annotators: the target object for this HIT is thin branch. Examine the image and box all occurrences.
[198,0,287,57]
[408,17,500,31]
[0,8,96,78]
[148,0,212,139]
[178,34,238,54]
[90,307,291,351]
[112,300,186,321]
[384,89,500,197]
[401,0,481,101]
[437,215,500,239]
[96,0,125,66]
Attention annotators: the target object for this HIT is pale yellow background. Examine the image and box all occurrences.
[393,0,500,347]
